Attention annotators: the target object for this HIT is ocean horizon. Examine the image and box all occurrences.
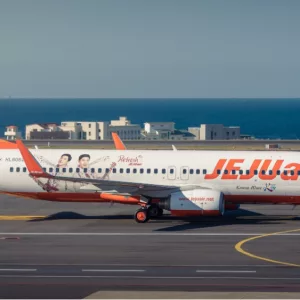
[0,98,299,139]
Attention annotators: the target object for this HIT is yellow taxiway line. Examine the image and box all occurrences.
[0,216,45,221]
[235,228,300,267]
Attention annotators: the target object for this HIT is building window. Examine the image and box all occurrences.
[89,124,91,128]
[89,132,91,136]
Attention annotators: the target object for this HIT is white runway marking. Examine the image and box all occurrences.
[196,270,256,273]
[0,232,300,236]
[0,275,298,280]
[82,269,145,272]
[0,269,36,272]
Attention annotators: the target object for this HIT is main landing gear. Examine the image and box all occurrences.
[134,205,163,223]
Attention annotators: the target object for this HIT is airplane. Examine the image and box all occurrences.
[0,137,300,223]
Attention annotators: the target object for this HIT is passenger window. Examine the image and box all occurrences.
[147,168,151,174]
[42,167,46,172]
[16,167,20,172]
[23,167,27,172]
[284,170,288,175]
[298,171,300,175]
[203,169,207,174]
[49,167,53,173]
[291,170,295,176]
[239,170,243,175]
[154,169,158,174]
[69,168,73,173]
[246,170,250,175]
[83,168,88,173]
[269,170,273,175]
[56,168,59,173]
[170,169,174,174]
[113,168,116,173]
[62,168,66,173]
[105,168,109,173]
[10,167,13,172]
[224,170,228,174]
[196,169,200,174]
[126,168,130,174]
[190,169,194,175]
[133,168,137,174]
[98,168,102,173]
[120,168,124,174]
[261,170,266,175]
[76,168,80,173]
[183,169,187,174]
[162,169,166,174]
[217,169,221,175]
[140,168,144,174]
[254,170,258,175]
[232,170,236,175]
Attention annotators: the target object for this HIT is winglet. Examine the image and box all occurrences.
[15,140,50,178]
[0,139,18,149]
[112,132,126,150]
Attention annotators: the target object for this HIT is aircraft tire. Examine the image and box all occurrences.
[134,209,149,223]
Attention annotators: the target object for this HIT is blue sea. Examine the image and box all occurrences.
[0,98,299,139]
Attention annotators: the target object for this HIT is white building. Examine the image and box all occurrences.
[188,124,240,140]
[25,117,141,140]
[142,122,194,140]
[4,125,22,140]
[108,117,141,140]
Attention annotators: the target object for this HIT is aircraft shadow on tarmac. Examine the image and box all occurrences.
[27,209,300,231]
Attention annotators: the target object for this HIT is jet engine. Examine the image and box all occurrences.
[159,189,224,217]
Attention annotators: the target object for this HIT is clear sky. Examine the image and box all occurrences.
[0,0,299,98]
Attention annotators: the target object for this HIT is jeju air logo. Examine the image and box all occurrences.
[118,155,143,166]
[204,158,300,181]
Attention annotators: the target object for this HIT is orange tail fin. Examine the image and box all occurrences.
[111,132,126,150]
[0,139,18,149]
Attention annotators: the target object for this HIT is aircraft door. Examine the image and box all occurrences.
[167,166,176,180]
[180,166,189,180]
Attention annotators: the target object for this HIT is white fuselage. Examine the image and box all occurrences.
[0,148,300,204]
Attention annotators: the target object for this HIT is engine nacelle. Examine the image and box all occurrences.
[160,189,224,217]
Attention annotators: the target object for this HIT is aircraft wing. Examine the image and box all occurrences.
[15,139,178,195]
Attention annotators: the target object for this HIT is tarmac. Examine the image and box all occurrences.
[1,193,300,298]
